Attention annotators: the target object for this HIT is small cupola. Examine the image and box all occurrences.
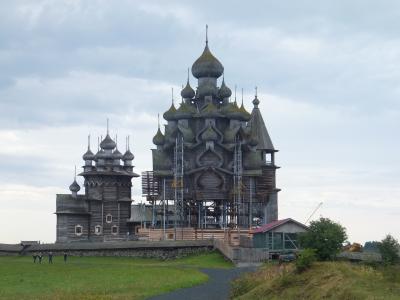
[82,135,95,166]
[153,113,166,146]
[112,135,123,165]
[100,119,116,151]
[69,167,80,198]
[218,76,232,100]
[163,88,178,121]
[181,68,195,100]
[122,136,135,166]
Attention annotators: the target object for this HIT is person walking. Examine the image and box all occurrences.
[63,252,68,263]
[48,251,53,264]
[32,253,37,263]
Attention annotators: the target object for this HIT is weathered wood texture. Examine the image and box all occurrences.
[137,227,249,246]
[56,135,138,243]
[148,42,280,228]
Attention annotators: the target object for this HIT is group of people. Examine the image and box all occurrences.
[32,252,68,264]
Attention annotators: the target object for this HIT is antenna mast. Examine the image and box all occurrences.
[305,202,323,224]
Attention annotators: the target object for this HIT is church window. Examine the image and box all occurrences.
[111,225,119,235]
[75,225,83,236]
[106,214,112,223]
[94,225,102,235]
[265,153,272,165]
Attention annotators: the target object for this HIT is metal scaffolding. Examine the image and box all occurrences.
[173,135,184,229]
[141,132,275,235]
[233,135,243,227]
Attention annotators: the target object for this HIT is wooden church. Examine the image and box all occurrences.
[143,29,280,230]
[55,131,139,242]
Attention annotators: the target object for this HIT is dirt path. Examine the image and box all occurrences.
[149,267,256,300]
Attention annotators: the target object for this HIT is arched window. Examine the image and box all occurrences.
[111,225,119,235]
[106,214,112,223]
[94,225,102,235]
[75,225,83,236]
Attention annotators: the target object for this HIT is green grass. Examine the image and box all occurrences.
[0,251,232,300]
[231,261,400,300]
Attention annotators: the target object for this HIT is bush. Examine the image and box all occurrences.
[299,217,347,261]
[379,234,400,265]
[230,272,261,298]
[295,248,316,272]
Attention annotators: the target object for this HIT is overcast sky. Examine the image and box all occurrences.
[0,0,399,244]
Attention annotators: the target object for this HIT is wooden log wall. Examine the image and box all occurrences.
[137,227,249,246]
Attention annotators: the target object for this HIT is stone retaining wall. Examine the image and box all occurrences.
[0,243,22,256]
[0,240,213,259]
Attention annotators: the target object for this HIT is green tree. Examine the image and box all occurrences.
[295,248,317,272]
[379,234,400,265]
[299,217,347,261]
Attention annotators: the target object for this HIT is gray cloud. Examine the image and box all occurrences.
[0,1,399,243]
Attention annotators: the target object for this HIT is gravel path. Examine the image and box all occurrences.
[149,267,256,300]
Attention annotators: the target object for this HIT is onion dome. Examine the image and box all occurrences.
[112,148,123,160]
[239,103,251,121]
[176,102,196,119]
[153,128,165,145]
[252,96,260,107]
[201,125,219,141]
[83,135,95,160]
[83,148,95,161]
[181,82,195,99]
[95,149,107,160]
[69,180,80,193]
[218,78,232,99]
[122,149,134,161]
[191,43,224,79]
[197,81,218,98]
[100,134,116,150]
[163,103,177,121]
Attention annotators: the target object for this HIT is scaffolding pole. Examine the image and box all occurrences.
[233,135,243,227]
[249,177,253,228]
[173,135,184,238]
[163,178,166,239]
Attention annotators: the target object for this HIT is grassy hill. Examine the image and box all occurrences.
[231,261,400,299]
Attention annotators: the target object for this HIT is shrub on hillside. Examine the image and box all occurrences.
[295,248,316,273]
[379,234,400,265]
[299,217,347,261]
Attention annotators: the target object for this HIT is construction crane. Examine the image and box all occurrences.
[305,202,323,224]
